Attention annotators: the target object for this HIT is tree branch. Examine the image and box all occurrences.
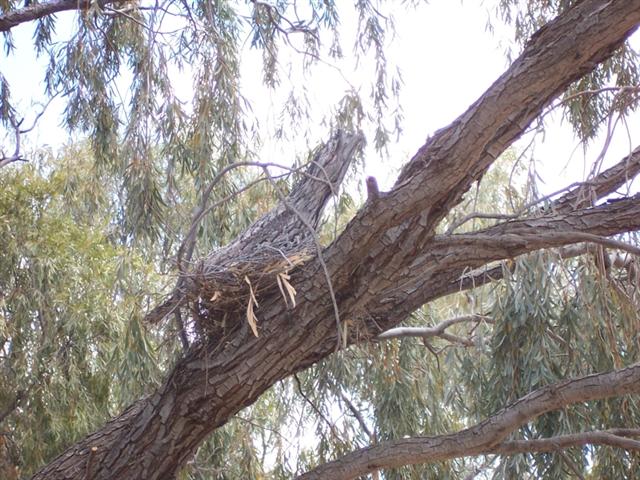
[297,363,640,480]
[489,429,640,456]
[0,0,127,32]
[377,314,492,344]
[347,0,640,242]
[0,95,58,169]
[360,194,640,334]
[555,146,640,211]
[446,144,640,234]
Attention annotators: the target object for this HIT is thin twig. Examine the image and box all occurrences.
[335,390,374,441]
[293,374,340,440]
[1,94,58,169]
[559,451,585,480]
[446,145,640,235]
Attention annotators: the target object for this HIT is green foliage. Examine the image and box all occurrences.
[0,149,162,476]
[455,249,640,479]
[0,139,327,478]
[2,0,405,240]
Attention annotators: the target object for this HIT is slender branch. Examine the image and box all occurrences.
[377,314,492,342]
[558,451,586,480]
[376,314,493,340]
[437,235,639,304]
[335,390,374,442]
[0,116,25,169]
[293,374,340,441]
[0,95,58,169]
[334,390,381,480]
[480,231,640,257]
[556,147,640,211]
[561,85,640,104]
[489,429,640,455]
[446,145,640,235]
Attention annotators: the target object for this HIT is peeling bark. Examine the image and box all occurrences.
[31,1,640,478]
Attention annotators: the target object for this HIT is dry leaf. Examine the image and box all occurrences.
[244,276,259,337]
[276,272,297,308]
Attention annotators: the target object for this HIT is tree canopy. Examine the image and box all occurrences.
[1,1,640,479]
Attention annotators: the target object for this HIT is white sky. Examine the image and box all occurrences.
[2,0,639,198]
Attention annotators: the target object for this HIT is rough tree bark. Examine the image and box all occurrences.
[32,0,640,478]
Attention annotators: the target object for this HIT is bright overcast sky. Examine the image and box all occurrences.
[2,0,639,197]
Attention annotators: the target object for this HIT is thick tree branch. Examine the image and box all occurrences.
[333,0,640,256]
[297,363,640,480]
[318,0,640,343]
[433,144,640,296]
[360,194,640,332]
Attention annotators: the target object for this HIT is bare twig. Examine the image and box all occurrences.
[0,117,25,169]
[558,451,586,480]
[293,374,340,440]
[446,145,640,235]
[335,390,374,442]
[377,314,492,345]
[0,95,58,169]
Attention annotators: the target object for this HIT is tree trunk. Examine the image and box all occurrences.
[33,1,640,478]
